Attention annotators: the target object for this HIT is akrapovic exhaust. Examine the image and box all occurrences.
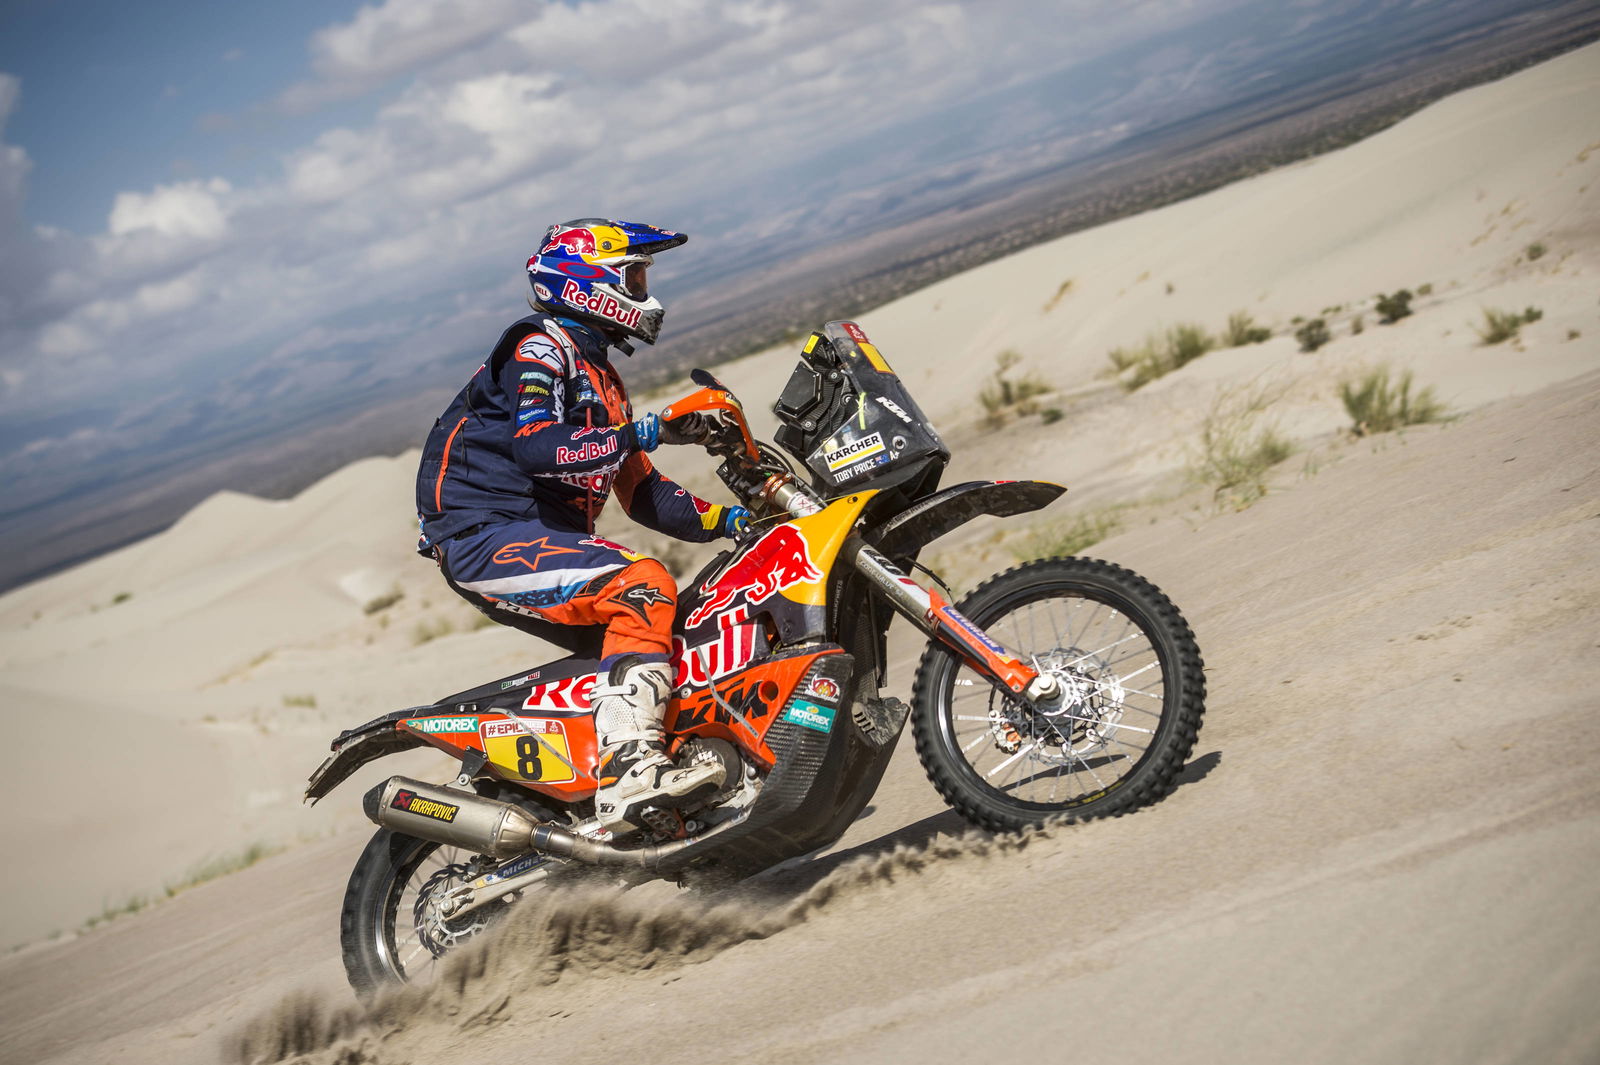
[365,776,542,858]
[365,775,744,868]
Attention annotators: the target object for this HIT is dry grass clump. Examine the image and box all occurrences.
[1294,318,1331,352]
[1339,367,1449,436]
[1189,383,1293,508]
[412,616,457,645]
[1374,290,1413,324]
[1111,323,1216,390]
[363,587,404,614]
[1011,508,1123,561]
[1223,311,1272,347]
[979,350,1051,425]
[1474,306,1542,345]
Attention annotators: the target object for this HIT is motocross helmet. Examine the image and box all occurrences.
[526,218,687,344]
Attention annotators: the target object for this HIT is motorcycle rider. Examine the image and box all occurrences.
[414,218,749,835]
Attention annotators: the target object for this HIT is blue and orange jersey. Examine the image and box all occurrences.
[415,313,728,549]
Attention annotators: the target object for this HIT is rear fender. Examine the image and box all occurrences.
[304,707,430,804]
[873,480,1065,559]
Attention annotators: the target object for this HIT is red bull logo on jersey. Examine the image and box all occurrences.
[559,279,642,330]
[684,525,821,629]
[554,436,620,464]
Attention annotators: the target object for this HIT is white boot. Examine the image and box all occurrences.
[591,657,723,834]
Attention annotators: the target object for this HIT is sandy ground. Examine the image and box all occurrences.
[2,41,1599,1065]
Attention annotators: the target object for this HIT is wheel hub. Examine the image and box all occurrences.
[413,863,492,957]
[989,647,1127,762]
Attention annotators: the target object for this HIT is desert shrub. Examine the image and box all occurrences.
[1119,323,1216,390]
[1105,343,1147,375]
[979,350,1051,424]
[166,842,281,898]
[1375,290,1413,324]
[1224,311,1272,346]
[111,591,132,605]
[1040,407,1064,425]
[1295,318,1331,352]
[1417,283,1433,296]
[1043,278,1074,312]
[1525,242,1546,261]
[1012,509,1123,561]
[1189,383,1293,507]
[1474,306,1542,345]
[282,693,317,708]
[412,616,456,645]
[1351,315,1365,335]
[362,588,404,614]
[1339,367,1448,436]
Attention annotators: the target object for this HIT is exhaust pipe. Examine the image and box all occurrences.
[365,776,741,868]
[366,776,542,858]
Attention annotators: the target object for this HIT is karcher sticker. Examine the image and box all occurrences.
[781,698,837,734]
[823,432,884,472]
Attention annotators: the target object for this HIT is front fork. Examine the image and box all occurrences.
[844,538,1062,705]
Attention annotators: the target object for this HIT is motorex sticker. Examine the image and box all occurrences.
[405,716,480,734]
[781,698,837,734]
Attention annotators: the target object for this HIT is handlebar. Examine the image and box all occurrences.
[661,380,824,521]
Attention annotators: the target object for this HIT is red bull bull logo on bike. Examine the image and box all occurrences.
[684,525,822,629]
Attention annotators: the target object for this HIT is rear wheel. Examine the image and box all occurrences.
[911,557,1205,832]
[340,830,545,995]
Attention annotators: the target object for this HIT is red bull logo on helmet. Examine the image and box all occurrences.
[544,226,598,257]
[559,279,643,330]
[685,525,821,629]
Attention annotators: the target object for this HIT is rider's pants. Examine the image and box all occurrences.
[437,519,677,670]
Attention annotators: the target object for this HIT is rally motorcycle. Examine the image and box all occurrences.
[306,321,1205,994]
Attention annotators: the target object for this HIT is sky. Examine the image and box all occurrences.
[0,0,1551,546]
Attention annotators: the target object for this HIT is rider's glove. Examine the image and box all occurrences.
[719,505,751,539]
[630,413,661,452]
[659,410,712,446]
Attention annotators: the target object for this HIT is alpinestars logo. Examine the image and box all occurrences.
[612,583,672,624]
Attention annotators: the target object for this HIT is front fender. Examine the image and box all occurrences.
[872,479,1065,559]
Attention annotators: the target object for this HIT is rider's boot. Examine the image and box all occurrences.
[591,656,723,834]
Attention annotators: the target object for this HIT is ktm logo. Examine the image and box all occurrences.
[493,537,583,571]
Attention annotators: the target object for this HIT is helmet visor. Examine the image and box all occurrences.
[622,260,649,301]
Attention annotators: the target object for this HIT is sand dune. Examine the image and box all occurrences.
[0,42,1597,1065]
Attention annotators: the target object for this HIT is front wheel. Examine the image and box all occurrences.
[911,557,1205,832]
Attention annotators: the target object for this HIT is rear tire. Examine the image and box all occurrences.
[340,829,529,995]
[911,556,1205,832]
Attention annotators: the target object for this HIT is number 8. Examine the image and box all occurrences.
[515,734,542,779]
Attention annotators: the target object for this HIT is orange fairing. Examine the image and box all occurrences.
[661,387,760,464]
[666,650,837,768]
[395,649,838,800]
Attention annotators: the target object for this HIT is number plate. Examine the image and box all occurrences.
[481,718,576,783]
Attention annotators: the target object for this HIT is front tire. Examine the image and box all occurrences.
[911,557,1205,832]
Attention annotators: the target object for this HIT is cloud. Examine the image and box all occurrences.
[278,0,533,110]
[107,177,233,240]
[3,0,1268,488]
